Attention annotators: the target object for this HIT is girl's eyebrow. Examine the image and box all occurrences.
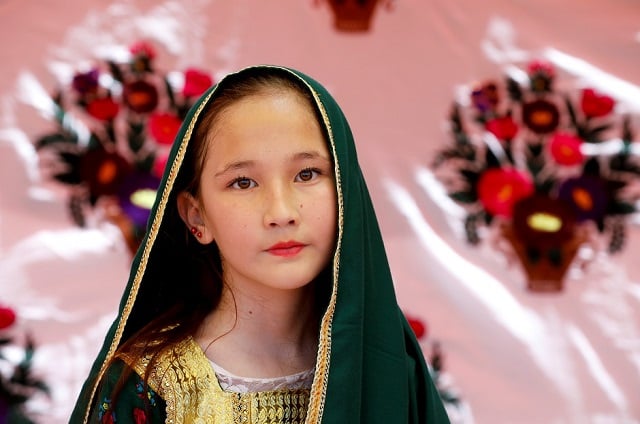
[215,151,331,177]
[293,151,331,162]
[215,160,255,177]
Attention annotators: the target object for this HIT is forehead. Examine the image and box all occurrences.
[205,90,329,159]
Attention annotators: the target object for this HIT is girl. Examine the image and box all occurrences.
[71,65,449,423]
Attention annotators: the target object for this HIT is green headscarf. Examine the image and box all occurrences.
[71,65,449,423]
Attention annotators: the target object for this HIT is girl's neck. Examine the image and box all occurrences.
[197,283,319,378]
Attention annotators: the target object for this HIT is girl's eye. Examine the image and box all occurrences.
[296,168,320,182]
[229,177,256,189]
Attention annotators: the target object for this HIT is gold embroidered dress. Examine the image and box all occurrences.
[71,65,450,423]
[118,337,310,423]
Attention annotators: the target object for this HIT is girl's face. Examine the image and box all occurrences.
[194,90,336,295]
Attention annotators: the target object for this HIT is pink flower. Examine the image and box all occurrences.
[549,132,584,166]
[182,68,213,97]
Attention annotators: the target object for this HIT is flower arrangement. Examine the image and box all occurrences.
[432,60,640,290]
[34,41,214,253]
[404,313,463,413]
[0,304,48,423]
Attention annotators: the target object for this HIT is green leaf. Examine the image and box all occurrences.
[483,211,494,225]
[608,201,636,215]
[526,142,543,158]
[449,191,478,204]
[506,76,522,102]
[484,146,500,169]
[584,123,613,143]
[107,60,125,83]
[136,153,156,173]
[35,132,76,149]
[460,169,480,185]
[622,115,634,142]
[165,77,177,111]
[128,122,146,153]
[536,178,555,195]
[565,95,578,128]
[583,157,601,176]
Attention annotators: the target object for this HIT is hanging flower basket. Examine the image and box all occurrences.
[499,194,587,291]
[31,41,214,255]
[327,0,379,31]
[432,60,640,292]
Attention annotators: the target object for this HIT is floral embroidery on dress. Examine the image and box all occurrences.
[132,407,147,424]
[97,383,158,423]
[135,380,157,406]
[98,397,115,423]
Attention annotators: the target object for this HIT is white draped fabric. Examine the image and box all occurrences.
[1,1,639,422]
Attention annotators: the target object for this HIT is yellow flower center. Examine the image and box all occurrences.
[527,212,562,233]
[130,188,156,210]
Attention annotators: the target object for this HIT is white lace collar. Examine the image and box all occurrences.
[209,360,315,394]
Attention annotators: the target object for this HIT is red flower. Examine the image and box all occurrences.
[0,305,17,330]
[101,413,115,424]
[149,112,182,145]
[123,80,159,113]
[152,150,169,178]
[527,60,555,93]
[86,97,120,121]
[133,407,147,424]
[486,116,518,141]
[182,68,213,97]
[549,132,584,166]
[406,316,427,340]
[527,60,555,79]
[581,88,614,118]
[477,168,534,217]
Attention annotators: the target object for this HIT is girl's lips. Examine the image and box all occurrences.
[267,241,305,257]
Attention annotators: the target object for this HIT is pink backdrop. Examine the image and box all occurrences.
[1,1,639,422]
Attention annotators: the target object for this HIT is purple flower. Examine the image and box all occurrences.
[117,172,161,230]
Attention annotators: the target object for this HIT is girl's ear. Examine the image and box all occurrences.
[176,192,214,244]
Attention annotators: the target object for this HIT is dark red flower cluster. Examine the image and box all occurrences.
[434,59,639,256]
[34,41,215,254]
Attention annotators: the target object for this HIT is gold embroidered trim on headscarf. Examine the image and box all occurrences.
[81,89,217,424]
[121,337,311,423]
[289,72,343,424]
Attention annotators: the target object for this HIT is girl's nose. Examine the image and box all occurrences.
[264,186,299,227]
